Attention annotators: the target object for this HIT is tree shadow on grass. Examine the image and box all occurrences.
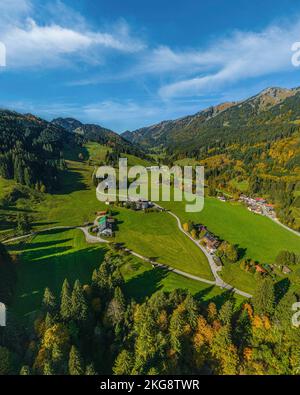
[31,221,58,228]
[209,290,239,309]
[194,285,217,303]
[22,246,73,262]
[13,244,106,321]
[1,206,35,213]
[236,246,247,260]
[274,278,291,304]
[124,267,169,303]
[54,166,88,195]
[39,228,74,236]
[9,238,73,252]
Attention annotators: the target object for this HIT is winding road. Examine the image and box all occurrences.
[2,196,252,298]
[153,203,253,298]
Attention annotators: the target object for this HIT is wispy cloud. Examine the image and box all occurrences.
[0,0,145,68]
[157,20,300,98]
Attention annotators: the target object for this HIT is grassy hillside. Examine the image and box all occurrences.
[7,229,107,320]
[160,196,300,263]
[7,226,236,323]
[113,208,213,280]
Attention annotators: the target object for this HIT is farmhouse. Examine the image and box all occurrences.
[202,232,220,253]
[96,214,116,237]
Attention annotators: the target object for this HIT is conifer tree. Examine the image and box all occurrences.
[68,346,84,375]
[85,363,97,375]
[60,279,72,321]
[42,287,57,314]
[71,280,88,323]
[252,277,275,316]
[20,365,31,375]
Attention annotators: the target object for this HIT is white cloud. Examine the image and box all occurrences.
[156,21,300,98]
[0,1,145,68]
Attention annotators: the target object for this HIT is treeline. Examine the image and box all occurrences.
[0,111,72,192]
[1,248,300,375]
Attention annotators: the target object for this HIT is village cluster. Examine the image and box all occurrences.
[239,195,276,218]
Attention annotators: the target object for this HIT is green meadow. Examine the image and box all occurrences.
[3,141,300,307]
[7,229,106,320]
[7,226,237,322]
[112,208,213,280]
[160,197,300,263]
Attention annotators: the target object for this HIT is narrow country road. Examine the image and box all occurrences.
[3,200,252,298]
[78,226,109,244]
[153,203,253,298]
[95,188,252,298]
[2,226,76,244]
[128,249,216,286]
[264,212,300,237]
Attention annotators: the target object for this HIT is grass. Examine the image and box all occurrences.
[3,142,300,302]
[160,196,300,263]
[112,208,213,280]
[229,178,249,192]
[121,153,153,167]
[8,229,107,321]
[85,142,111,164]
[120,255,244,307]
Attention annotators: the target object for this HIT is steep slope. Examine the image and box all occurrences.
[123,87,300,156]
[0,110,74,191]
[122,101,236,148]
[52,117,148,158]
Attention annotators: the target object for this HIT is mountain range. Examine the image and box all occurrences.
[122,87,300,158]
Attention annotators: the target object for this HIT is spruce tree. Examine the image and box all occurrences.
[43,361,54,375]
[20,365,31,375]
[113,350,133,375]
[68,346,84,375]
[85,363,97,375]
[60,279,72,321]
[252,277,275,316]
[71,280,88,323]
[43,287,57,314]
[219,300,234,325]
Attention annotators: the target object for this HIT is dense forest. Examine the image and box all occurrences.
[0,111,71,192]
[52,117,149,161]
[0,111,150,195]
[1,245,300,375]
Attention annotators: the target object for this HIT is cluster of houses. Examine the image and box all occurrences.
[118,198,154,211]
[239,195,276,218]
[92,211,116,237]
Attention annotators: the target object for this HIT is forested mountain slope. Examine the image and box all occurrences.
[52,117,148,159]
[123,87,300,230]
[0,110,73,192]
[123,87,300,157]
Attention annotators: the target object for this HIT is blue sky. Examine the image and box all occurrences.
[0,0,300,132]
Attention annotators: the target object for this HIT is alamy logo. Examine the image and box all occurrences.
[96,159,205,213]
[0,42,6,67]
[0,302,6,327]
